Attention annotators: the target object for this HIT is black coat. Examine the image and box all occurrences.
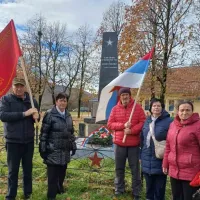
[0,93,38,143]
[39,106,76,166]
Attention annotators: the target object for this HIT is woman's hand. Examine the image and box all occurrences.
[163,167,168,175]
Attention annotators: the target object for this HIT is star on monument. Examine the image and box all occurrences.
[89,152,103,167]
[106,38,113,46]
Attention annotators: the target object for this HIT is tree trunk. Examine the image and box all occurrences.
[52,92,55,105]
[160,63,167,104]
[150,4,157,100]
[160,0,171,105]
[78,76,84,118]
[37,30,42,111]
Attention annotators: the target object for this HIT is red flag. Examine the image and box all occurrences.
[0,19,22,97]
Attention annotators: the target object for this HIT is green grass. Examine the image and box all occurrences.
[70,111,91,118]
[0,118,172,200]
[0,144,172,200]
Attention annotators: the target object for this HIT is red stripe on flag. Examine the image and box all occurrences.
[141,47,155,60]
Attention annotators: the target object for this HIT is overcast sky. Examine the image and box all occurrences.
[0,0,132,33]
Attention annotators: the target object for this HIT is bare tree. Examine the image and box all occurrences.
[189,0,200,65]
[72,24,99,118]
[152,0,192,102]
[98,0,126,37]
[57,46,81,103]
[20,15,47,111]
[43,22,69,104]
[21,16,78,108]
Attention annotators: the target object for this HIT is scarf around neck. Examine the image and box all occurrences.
[146,116,157,148]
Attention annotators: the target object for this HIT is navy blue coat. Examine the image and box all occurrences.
[141,110,172,174]
[0,93,38,143]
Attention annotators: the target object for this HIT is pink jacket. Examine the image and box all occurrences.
[107,98,146,147]
[163,113,200,181]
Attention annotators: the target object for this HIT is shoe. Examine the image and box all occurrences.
[133,195,140,200]
[24,195,31,200]
[114,191,124,196]
[57,186,65,194]
[5,198,16,200]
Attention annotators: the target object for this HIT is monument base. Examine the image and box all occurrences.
[83,117,107,136]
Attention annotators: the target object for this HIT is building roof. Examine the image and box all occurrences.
[132,66,200,99]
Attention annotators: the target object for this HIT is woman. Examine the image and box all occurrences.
[163,101,200,200]
[39,93,77,200]
[141,98,172,200]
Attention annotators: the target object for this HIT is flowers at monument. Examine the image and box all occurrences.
[82,126,113,147]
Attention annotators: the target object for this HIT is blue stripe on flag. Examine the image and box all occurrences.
[106,90,118,119]
[125,60,150,74]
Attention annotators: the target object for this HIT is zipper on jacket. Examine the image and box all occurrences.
[175,128,181,179]
[22,99,25,143]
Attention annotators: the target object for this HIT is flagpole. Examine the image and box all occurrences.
[122,49,154,143]
[19,57,39,126]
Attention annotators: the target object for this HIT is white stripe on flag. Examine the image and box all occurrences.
[108,72,144,88]
[96,86,113,122]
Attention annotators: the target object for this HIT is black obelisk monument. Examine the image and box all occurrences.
[98,32,118,99]
[83,32,118,135]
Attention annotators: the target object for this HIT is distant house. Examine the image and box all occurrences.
[131,66,200,115]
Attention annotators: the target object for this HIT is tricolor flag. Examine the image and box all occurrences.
[0,20,22,97]
[96,48,154,122]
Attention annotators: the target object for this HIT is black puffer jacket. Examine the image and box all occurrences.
[39,106,76,166]
[0,93,38,143]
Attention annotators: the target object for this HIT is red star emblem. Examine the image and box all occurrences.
[89,152,103,167]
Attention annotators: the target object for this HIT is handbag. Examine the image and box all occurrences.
[152,134,166,159]
[149,123,166,159]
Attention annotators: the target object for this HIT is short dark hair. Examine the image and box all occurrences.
[177,100,194,111]
[149,98,165,114]
[55,92,68,101]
